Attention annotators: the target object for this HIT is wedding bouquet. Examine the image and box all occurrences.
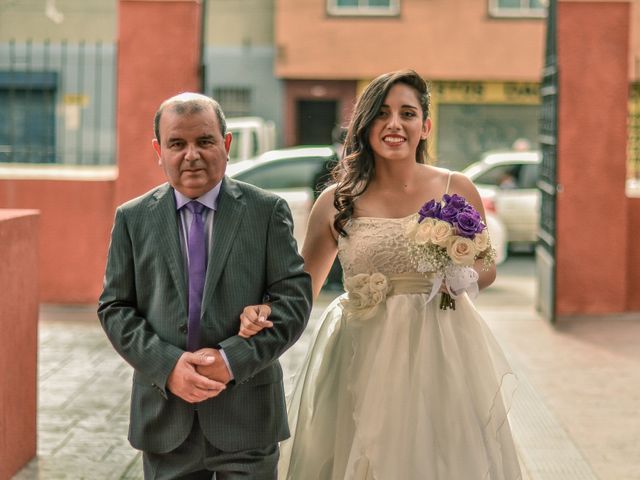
[405,194,495,310]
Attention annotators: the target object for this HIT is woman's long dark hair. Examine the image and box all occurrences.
[332,69,431,237]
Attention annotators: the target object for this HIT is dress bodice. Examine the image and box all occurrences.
[337,214,420,279]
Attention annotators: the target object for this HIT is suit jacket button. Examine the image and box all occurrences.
[178,324,187,334]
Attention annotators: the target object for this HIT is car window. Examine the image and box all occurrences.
[474,165,519,187]
[236,157,331,190]
[474,162,540,190]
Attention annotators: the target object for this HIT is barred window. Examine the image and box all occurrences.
[0,41,117,166]
[212,87,252,118]
[327,0,399,17]
[0,72,57,164]
[489,0,547,18]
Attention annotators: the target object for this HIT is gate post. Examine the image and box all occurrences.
[536,0,558,322]
[115,0,203,206]
[554,0,631,316]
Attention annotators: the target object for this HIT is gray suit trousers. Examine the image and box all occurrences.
[143,415,279,480]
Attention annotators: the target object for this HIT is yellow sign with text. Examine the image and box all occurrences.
[63,94,89,107]
[432,81,541,105]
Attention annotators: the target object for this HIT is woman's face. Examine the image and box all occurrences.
[368,82,430,163]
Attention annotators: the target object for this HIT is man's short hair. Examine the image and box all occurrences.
[154,93,227,143]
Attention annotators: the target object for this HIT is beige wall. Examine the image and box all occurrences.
[0,0,274,47]
[206,0,274,46]
[275,0,546,80]
[0,0,116,42]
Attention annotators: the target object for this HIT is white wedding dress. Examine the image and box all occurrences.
[278,213,522,480]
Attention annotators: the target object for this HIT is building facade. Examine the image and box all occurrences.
[275,0,548,168]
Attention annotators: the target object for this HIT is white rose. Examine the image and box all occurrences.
[414,218,435,245]
[473,229,489,252]
[447,237,477,265]
[431,220,454,247]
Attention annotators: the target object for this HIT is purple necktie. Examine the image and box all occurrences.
[185,201,208,351]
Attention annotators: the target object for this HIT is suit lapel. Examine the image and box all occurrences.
[148,184,188,314]
[201,177,246,317]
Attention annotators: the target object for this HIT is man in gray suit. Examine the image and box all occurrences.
[98,92,312,479]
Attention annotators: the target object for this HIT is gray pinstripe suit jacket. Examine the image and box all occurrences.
[98,177,312,454]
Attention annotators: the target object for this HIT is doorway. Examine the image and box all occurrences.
[296,100,337,145]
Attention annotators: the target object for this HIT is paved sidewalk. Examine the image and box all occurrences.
[12,256,640,479]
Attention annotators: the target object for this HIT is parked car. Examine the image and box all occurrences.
[226,117,276,163]
[463,150,541,249]
[226,146,338,248]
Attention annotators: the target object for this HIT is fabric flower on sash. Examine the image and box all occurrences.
[341,272,390,320]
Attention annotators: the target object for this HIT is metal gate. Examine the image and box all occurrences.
[536,0,558,323]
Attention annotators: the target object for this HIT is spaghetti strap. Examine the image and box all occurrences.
[444,170,453,195]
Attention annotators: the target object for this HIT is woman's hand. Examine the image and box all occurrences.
[238,304,273,338]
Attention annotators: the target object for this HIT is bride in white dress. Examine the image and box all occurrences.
[241,69,521,479]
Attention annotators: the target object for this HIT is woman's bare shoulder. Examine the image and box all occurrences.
[417,164,453,182]
[447,170,478,195]
[314,184,338,212]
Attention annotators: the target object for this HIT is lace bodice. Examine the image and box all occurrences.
[338,214,419,279]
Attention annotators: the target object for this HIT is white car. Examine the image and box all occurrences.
[463,150,541,248]
[226,117,276,164]
[227,146,338,248]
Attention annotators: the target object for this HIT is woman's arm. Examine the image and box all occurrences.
[300,186,341,300]
[447,172,497,290]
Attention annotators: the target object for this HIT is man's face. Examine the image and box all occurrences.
[152,106,232,199]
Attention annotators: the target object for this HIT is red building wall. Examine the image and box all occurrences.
[0,210,38,479]
[628,198,640,311]
[0,179,115,303]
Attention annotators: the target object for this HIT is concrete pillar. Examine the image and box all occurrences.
[556,1,631,315]
[115,0,203,206]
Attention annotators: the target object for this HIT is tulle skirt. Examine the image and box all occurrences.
[279,289,521,480]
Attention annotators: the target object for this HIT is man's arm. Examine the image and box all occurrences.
[217,198,312,384]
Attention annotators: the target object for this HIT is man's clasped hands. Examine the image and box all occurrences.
[166,304,273,404]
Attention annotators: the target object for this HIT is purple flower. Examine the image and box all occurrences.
[439,204,460,223]
[456,211,484,238]
[418,199,441,222]
[444,194,467,211]
[461,205,485,233]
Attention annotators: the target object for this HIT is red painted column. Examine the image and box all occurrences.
[627,199,640,310]
[115,0,203,206]
[556,1,631,315]
[0,210,38,480]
